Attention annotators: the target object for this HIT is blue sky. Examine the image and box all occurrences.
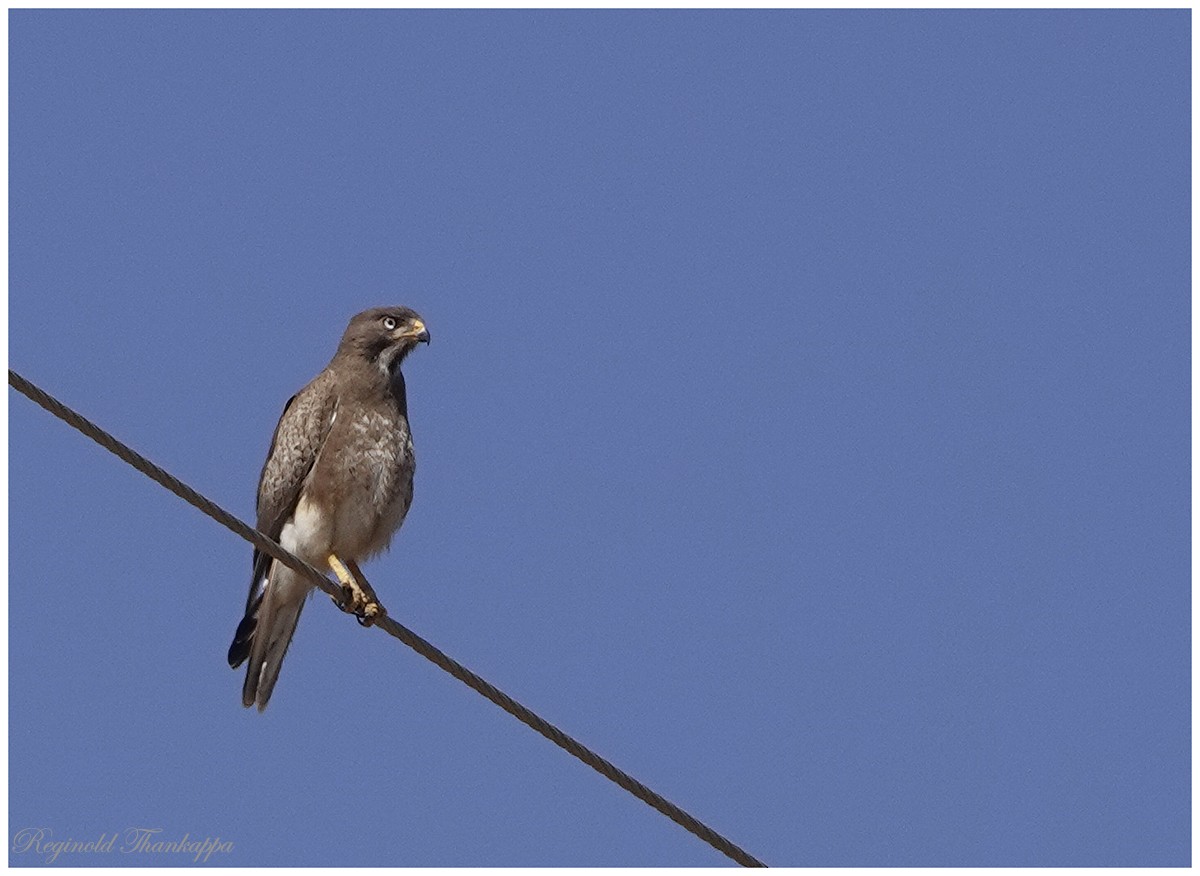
[8,9,1189,867]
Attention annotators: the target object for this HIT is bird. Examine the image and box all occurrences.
[227,306,430,710]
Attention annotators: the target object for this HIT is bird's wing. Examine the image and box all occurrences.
[228,367,338,671]
[256,366,340,542]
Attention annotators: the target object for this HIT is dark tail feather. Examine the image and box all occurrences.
[227,614,257,668]
[228,553,270,668]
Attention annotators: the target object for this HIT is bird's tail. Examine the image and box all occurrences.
[229,560,310,711]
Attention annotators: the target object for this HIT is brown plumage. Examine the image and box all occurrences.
[228,307,430,710]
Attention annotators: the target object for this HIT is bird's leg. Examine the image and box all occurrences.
[326,554,361,611]
[327,554,383,626]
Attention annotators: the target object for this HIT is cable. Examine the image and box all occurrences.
[9,368,768,868]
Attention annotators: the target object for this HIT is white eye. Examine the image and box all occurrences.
[382,316,397,331]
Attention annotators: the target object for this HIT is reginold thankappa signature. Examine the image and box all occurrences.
[12,827,233,864]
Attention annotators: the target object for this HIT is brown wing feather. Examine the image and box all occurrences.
[256,366,339,539]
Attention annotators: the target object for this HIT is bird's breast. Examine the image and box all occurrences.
[307,405,415,559]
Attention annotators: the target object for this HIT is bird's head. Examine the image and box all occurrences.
[339,306,431,374]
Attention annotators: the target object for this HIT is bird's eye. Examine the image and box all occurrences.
[382,316,397,331]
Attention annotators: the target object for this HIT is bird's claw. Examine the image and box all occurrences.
[336,582,364,612]
[355,600,384,627]
[328,555,385,626]
[334,582,384,626]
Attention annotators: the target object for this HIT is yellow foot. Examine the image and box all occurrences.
[327,554,385,625]
[349,559,386,627]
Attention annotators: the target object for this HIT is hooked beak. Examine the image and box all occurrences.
[398,319,430,345]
